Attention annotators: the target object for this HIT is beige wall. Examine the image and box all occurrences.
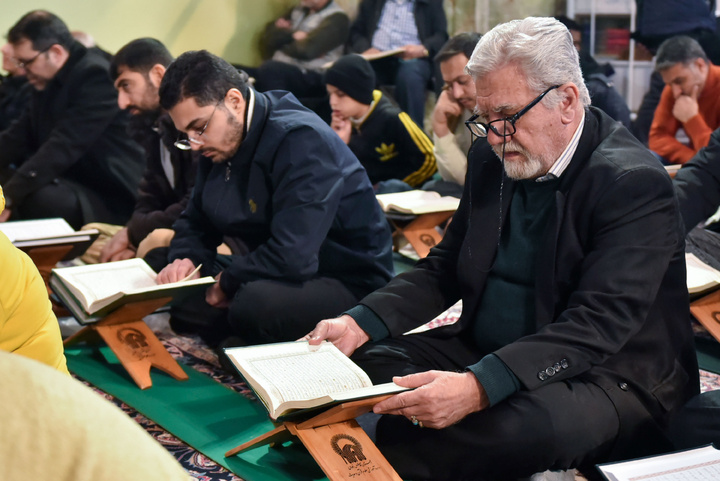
[0,0,296,67]
[0,0,556,71]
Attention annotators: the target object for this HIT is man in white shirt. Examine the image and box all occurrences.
[430,33,481,189]
[347,0,448,127]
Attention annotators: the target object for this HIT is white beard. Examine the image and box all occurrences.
[493,140,550,180]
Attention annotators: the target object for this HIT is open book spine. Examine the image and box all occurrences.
[50,275,101,325]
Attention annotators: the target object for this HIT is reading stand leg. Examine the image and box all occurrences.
[398,211,454,258]
[225,424,297,457]
[64,298,188,389]
[691,290,720,343]
[225,397,402,481]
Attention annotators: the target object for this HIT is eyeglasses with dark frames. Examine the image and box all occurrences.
[465,85,561,138]
[13,45,52,70]
[174,100,222,151]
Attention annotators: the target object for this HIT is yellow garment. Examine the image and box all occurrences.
[0,185,68,373]
[0,351,191,480]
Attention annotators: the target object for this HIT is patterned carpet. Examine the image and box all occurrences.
[70,307,720,481]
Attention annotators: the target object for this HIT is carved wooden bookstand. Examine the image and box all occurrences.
[691,289,720,343]
[226,395,402,481]
[388,210,454,258]
[25,245,74,294]
[63,297,189,389]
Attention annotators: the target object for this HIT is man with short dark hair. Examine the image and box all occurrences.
[430,32,481,188]
[155,50,394,346]
[649,35,720,164]
[0,10,144,228]
[99,38,198,263]
[306,17,697,480]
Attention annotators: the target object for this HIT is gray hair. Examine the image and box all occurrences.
[655,36,708,72]
[465,16,590,108]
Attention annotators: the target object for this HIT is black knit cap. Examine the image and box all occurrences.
[324,54,376,105]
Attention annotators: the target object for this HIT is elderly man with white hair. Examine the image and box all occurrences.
[305,16,697,480]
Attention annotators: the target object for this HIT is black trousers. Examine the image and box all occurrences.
[669,390,720,450]
[146,248,361,346]
[13,180,119,229]
[352,334,629,481]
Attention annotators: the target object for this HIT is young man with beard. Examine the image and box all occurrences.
[305,17,697,480]
[101,38,197,262]
[155,50,394,346]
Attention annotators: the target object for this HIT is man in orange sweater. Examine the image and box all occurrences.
[649,35,720,164]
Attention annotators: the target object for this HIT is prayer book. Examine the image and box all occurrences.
[0,217,99,259]
[224,341,408,420]
[597,444,720,481]
[686,252,720,295]
[50,258,214,324]
[322,47,406,68]
[361,47,406,62]
[376,190,460,215]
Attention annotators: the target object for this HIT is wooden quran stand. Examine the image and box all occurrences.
[25,244,74,294]
[226,395,402,481]
[63,297,189,389]
[388,210,454,258]
[691,289,720,343]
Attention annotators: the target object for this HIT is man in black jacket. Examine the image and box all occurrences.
[347,0,447,127]
[0,10,144,229]
[306,17,697,480]
[100,38,197,262]
[156,50,394,346]
[0,43,31,132]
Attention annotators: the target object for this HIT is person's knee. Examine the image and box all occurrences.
[227,281,302,344]
[396,60,431,85]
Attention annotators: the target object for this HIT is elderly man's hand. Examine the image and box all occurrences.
[373,371,489,429]
[300,314,369,357]
[672,84,700,124]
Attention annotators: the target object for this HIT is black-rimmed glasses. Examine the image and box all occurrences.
[13,45,51,70]
[174,100,222,150]
[465,85,560,138]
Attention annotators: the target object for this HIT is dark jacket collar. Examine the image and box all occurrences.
[50,41,88,88]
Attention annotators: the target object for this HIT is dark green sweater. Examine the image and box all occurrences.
[467,177,560,404]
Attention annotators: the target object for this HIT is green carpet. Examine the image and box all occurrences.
[65,345,326,480]
[392,251,416,274]
[696,336,720,375]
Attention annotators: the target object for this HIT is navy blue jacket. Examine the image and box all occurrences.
[169,90,394,298]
